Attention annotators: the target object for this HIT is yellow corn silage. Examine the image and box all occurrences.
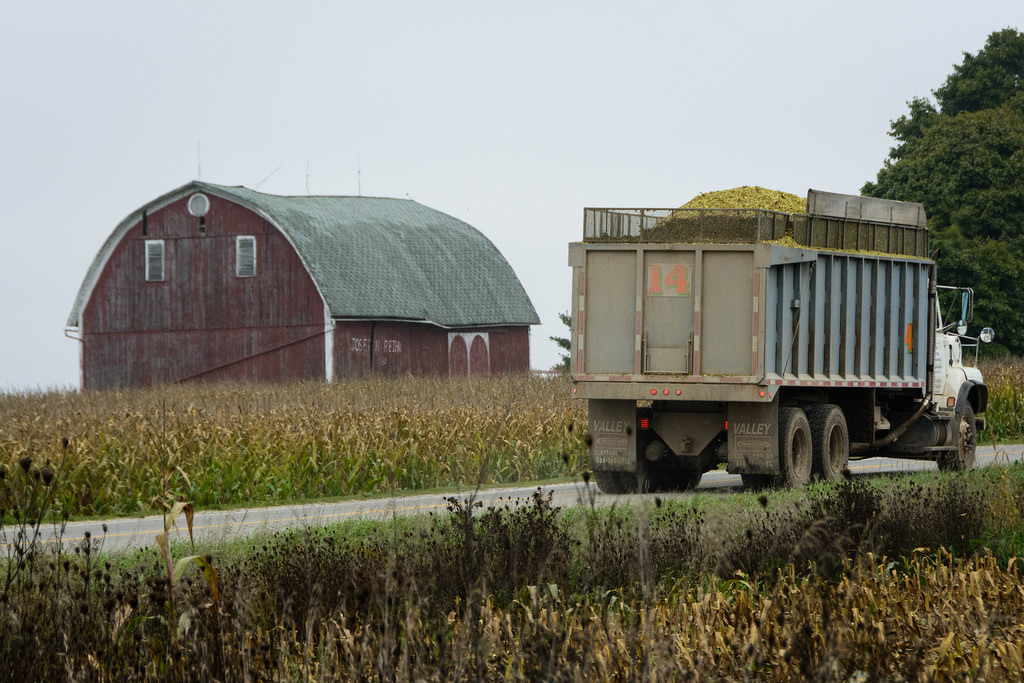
[680,185,805,213]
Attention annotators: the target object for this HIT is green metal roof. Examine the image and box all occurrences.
[68,181,539,329]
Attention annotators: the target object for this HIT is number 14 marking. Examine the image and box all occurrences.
[648,264,690,296]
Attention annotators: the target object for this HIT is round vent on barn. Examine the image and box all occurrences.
[187,193,210,217]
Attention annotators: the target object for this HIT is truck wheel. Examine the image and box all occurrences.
[938,404,977,472]
[778,407,812,488]
[808,405,849,481]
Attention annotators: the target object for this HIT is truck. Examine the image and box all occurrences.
[568,190,994,492]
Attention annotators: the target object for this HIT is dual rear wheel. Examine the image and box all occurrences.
[808,404,849,481]
[742,404,849,490]
[598,403,852,494]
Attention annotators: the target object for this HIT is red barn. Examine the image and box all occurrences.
[66,181,539,389]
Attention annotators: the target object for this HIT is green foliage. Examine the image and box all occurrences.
[935,27,1024,116]
[549,311,572,373]
[863,28,1024,353]
[936,239,1024,355]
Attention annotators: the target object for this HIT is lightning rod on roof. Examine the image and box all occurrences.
[254,165,281,190]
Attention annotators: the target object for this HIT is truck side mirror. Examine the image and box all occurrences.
[980,327,995,343]
[960,290,973,322]
[957,320,968,336]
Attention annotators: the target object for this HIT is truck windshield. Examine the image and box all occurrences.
[936,286,974,332]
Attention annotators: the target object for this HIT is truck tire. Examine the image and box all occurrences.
[808,405,849,481]
[937,403,977,472]
[778,407,812,488]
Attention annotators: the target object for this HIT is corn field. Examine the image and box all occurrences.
[979,358,1024,443]
[4,360,1024,518]
[0,375,587,517]
[3,360,1024,518]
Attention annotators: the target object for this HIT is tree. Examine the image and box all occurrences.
[863,28,1024,354]
[935,28,1024,116]
[550,312,572,373]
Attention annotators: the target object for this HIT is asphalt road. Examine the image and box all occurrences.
[10,444,1024,555]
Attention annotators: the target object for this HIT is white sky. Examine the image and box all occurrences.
[0,2,1019,391]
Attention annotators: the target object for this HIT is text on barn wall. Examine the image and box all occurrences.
[349,338,403,353]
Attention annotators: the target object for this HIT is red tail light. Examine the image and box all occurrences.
[640,418,650,430]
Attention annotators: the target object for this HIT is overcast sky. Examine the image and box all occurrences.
[0,2,1019,391]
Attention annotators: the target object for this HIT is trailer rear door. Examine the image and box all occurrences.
[701,251,755,376]
[583,250,636,374]
[643,252,695,374]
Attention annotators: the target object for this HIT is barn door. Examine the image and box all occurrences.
[469,335,490,375]
[449,336,468,376]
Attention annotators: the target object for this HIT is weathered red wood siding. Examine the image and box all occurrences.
[481,327,532,373]
[332,321,448,377]
[81,194,325,389]
[332,324,531,378]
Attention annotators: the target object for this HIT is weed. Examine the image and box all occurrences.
[3,466,1024,680]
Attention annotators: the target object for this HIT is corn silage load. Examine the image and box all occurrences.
[680,185,805,214]
[643,186,805,243]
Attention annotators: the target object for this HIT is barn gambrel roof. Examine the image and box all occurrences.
[67,181,540,329]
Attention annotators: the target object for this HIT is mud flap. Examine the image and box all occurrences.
[587,399,637,472]
[726,400,779,475]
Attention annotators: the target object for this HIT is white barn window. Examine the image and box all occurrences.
[145,240,165,282]
[236,236,256,277]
